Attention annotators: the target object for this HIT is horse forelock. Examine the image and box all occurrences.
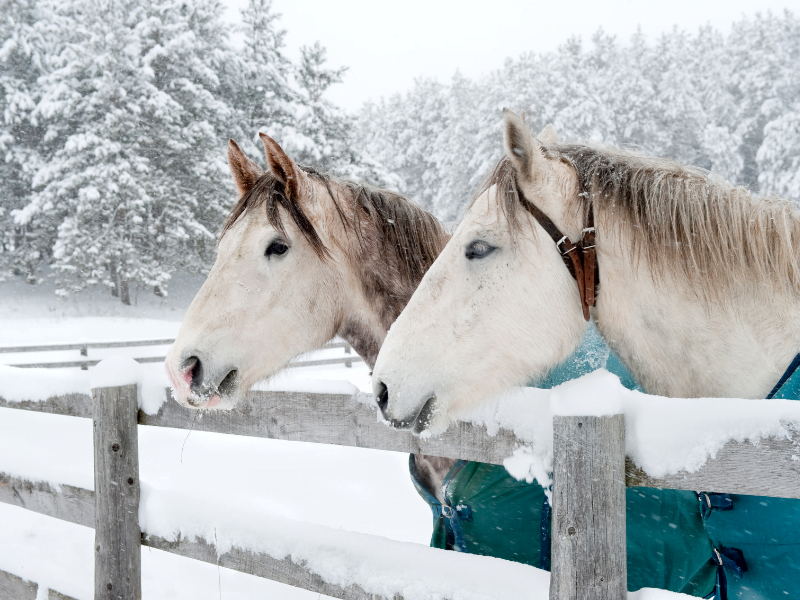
[219,168,331,260]
[479,145,800,297]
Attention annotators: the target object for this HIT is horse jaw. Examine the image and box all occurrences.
[372,190,588,433]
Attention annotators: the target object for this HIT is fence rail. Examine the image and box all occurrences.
[3,388,799,497]
[0,568,79,600]
[0,339,362,371]
[2,383,800,600]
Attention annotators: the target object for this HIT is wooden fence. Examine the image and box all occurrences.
[0,338,361,370]
[1,385,799,600]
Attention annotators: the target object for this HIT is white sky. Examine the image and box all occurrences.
[221,0,799,112]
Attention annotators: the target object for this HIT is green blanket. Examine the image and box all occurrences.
[411,324,800,598]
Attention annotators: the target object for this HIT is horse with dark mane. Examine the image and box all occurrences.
[166,133,456,499]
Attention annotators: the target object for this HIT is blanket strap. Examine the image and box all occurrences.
[709,546,748,600]
[441,460,470,552]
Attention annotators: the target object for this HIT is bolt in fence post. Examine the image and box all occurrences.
[93,384,141,600]
[550,414,626,600]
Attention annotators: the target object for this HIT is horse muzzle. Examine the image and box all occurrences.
[374,381,439,434]
[168,351,239,410]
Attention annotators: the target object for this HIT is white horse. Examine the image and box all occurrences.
[166,134,457,497]
[372,109,800,434]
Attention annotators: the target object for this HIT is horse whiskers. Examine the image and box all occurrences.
[181,408,201,465]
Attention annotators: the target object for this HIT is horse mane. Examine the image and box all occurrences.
[221,166,449,295]
[478,145,800,296]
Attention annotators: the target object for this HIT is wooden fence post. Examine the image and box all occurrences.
[550,414,626,600]
[93,384,141,600]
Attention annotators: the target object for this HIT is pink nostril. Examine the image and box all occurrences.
[180,357,198,386]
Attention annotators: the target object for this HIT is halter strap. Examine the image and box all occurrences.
[515,180,598,321]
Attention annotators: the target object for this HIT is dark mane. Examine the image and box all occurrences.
[221,167,449,304]
[476,144,800,294]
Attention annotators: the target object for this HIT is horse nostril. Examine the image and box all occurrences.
[218,369,238,396]
[182,356,203,391]
[376,382,389,413]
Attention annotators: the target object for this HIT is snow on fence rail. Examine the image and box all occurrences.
[1,373,800,600]
[0,338,362,370]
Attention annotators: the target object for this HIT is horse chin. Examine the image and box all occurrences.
[386,396,449,436]
[173,389,240,411]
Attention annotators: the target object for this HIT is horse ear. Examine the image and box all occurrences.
[259,132,298,199]
[537,123,558,145]
[228,139,263,197]
[503,108,546,181]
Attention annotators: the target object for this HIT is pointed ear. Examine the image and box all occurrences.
[503,108,546,182]
[228,139,263,197]
[537,123,558,145]
[259,132,298,199]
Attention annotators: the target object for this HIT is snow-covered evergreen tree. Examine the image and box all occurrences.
[357,11,800,220]
[0,0,50,282]
[19,0,233,303]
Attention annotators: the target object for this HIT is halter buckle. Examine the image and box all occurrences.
[557,236,577,255]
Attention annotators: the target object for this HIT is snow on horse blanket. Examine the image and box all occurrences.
[410,324,800,598]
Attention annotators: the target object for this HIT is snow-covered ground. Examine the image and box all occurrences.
[0,300,429,599]
[2,285,789,599]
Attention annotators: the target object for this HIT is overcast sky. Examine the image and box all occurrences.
[221,0,799,111]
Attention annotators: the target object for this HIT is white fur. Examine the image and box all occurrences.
[373,111,800,434]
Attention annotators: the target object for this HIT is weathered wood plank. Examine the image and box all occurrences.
[0,393,93,418]
[4,387,800,498]
[6,354,357,370]
[93,384,141,600]
[0,568,80,600]
[0,338,346,354]
[140,389,522,465]
[143,534,396,600]
[550,415,626,600]
[9,357,166,369]
[626,426,800,498]
[0,339,174,353]
[0,568,37,600]
[48,589,81,600]
[0,475,394,599]
[0,472,95,528]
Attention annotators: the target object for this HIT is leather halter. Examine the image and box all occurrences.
[515,180,598,321]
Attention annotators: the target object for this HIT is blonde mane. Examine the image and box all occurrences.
[479,145,800,297]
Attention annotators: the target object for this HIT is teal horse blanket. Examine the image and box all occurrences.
[411,324,800,598]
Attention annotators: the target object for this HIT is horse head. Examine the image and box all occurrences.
[167,133,448,410]
[374,109,800,433]
[372,110,590,433]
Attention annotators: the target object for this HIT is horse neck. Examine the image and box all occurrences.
[594,234,800,399]
[336,226,451,370]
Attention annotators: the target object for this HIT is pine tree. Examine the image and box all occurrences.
[0,0,49,282]
[21,0,234,303]
[227,0,294,158]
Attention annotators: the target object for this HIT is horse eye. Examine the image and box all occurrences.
[265,240,289,258]
[465,240,496,260]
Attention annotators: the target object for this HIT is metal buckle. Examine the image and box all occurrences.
[441,505,454,518]
[557,236,577,255]
[581,227,596,235]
